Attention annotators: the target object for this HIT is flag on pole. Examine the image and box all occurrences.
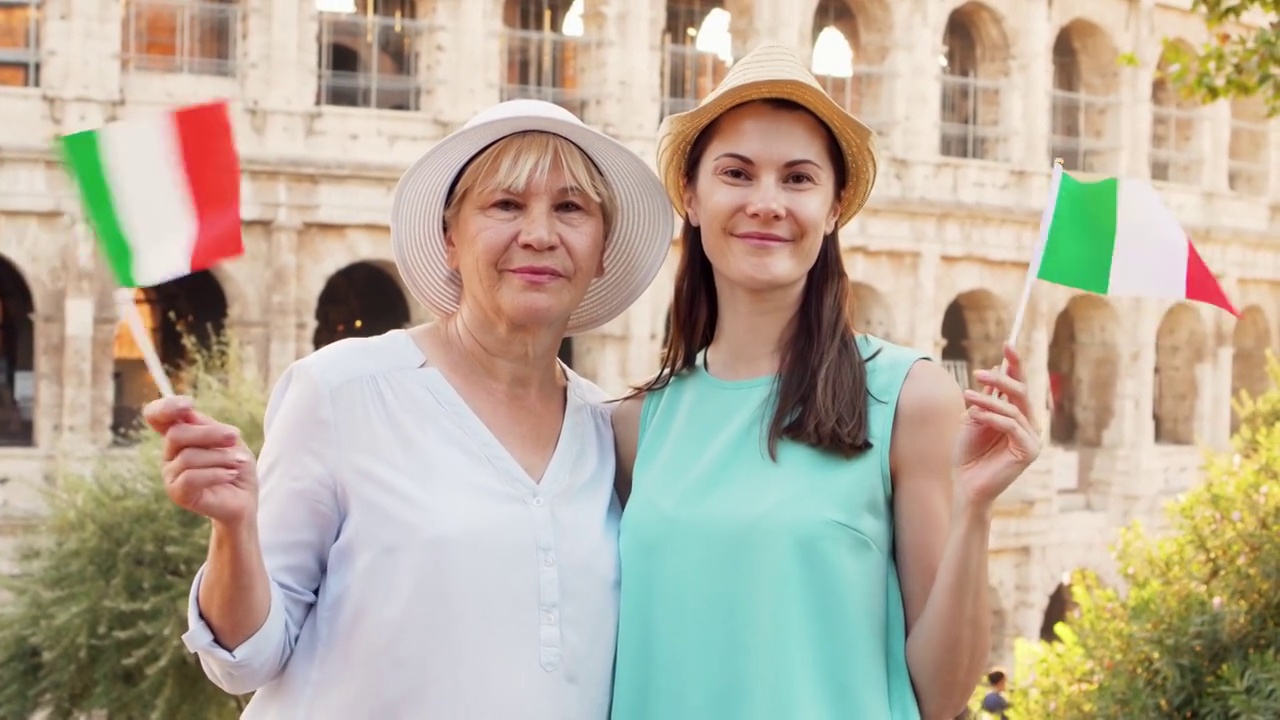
[1034,169,1237,316]
[58,100,243,288]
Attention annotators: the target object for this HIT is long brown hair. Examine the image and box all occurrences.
[630,99,877,460]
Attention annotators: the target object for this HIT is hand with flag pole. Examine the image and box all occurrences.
[58,100,251,516]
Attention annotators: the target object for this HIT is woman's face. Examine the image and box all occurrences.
[445,153,606,335]
[683,101,842,294]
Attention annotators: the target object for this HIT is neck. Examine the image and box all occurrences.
[704,277,803,381]
[430,307,565,397]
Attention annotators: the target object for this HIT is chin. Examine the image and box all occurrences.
[498,296,578,331]
[722,261,808,293]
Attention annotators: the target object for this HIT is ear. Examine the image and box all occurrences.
[826,194,842,235]
[443,227,461,271]
[682,183,700,228]
[594,247,606,280]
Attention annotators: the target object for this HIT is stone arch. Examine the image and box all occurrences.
[940,289,1009,389]
[809,0,893,128]
[1231,304,1271,432]
[318,0,420,110]
[112,270,228,440]
[501,0,586,115]
[0,254,36,447]
[1052,19,1119,96]
[314,261,412,350]
[939,2,1010,159]
[1046,295,1120,446]
[1050,19,1121,172]
[1150,39,1202,183]
[662,0,732,115]
[849,281,894,341]
[1154,302,1207,445]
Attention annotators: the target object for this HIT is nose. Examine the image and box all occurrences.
[745,179,785,219]
[517,202,559,250]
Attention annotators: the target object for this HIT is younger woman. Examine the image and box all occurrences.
[609,44,1041,720]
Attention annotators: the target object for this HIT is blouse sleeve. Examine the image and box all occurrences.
[179,360,343,695]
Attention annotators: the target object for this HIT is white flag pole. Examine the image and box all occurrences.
[997,158,1065,377]
[114,287,175,398]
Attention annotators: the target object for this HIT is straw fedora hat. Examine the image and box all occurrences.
[656,42,878,229]
[391,99,675,336]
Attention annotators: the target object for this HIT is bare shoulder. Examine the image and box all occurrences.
[896,359,966,424]
[612,393,646,450]
[890,360,965,477]
[610,393,646,506]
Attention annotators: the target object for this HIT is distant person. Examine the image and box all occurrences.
[609,44,1043,720]
[143,99,674,719]
[981,669,1011,718]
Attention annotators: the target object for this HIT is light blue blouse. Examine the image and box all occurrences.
[181,329,622,719]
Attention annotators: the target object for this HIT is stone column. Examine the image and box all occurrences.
[911,248,940,353]
[428,0,502,130]
[581,0,663,142]
[266,221,303,385]
[41,0,124,132]
[892,1,944,163]
[57,222,100,453]
[1205,101,1233,193]
[725,0,804,57]
[1014,2,1052,170]
[239,0,322,154]
[1119,3,1157,178]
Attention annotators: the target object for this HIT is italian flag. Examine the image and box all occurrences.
[1035,169,1237,316]
[59,101,243,288]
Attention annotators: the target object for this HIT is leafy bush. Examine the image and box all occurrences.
[0,335,265,720]
[1008,356,1280,718]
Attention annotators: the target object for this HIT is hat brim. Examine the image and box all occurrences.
[656,78,879,228]
[391,115,675,336]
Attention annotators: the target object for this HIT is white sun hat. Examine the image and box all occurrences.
[390,99,676,336]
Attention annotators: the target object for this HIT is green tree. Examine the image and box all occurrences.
[0,335,266,720]
[1166,1,1279,115]
[1006,356,1280,719]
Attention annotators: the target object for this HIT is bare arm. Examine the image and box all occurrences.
[891,360,990,719]
[199,520,272,650]
[611,395,644,507]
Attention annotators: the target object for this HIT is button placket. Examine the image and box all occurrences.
[530,494,562,671]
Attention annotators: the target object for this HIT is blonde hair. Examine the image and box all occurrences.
[443,131,616,236]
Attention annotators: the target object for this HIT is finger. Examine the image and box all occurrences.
[964,389,1036,437]
[168,467,240,505]
[169,446,243,478]
[142,395,195,434]
[975,367,1033,421]
[163,423,241,462]
[1003,343,1025,381]
[967,406,1039,455]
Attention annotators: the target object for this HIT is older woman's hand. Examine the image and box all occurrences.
[143,396,259,529]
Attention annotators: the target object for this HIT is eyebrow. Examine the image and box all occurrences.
[713,152,823,170]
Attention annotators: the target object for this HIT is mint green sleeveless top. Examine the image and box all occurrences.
[610,335,925,720]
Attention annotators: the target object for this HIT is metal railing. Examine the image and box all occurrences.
[317,12,427,111]
[1227,119,1270,195]
[939,73,1006,161]
[121,0,238,76]
[0,0,40,87]
[817,66,893,133]
[500,28,589,118]
[661,40,730,118]
[1149,105,1202,184]
[1049,89,1121,174]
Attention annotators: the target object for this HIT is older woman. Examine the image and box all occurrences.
[143,99,674,719]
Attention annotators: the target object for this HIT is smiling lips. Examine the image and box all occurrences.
[508,265,564,284]
[734,231,791,246]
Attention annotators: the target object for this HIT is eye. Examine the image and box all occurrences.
[556,200,586,213]
[491,198,520,211]
[719,167,749,181]
[785,172,816,185]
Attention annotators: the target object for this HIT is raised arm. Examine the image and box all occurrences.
[150,361,343,695]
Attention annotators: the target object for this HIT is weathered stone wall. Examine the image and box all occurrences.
[0,0,1277,667]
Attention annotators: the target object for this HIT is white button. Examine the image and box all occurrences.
[544,553,555,567]
[532,497,544,507]
[544,613,555,624]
